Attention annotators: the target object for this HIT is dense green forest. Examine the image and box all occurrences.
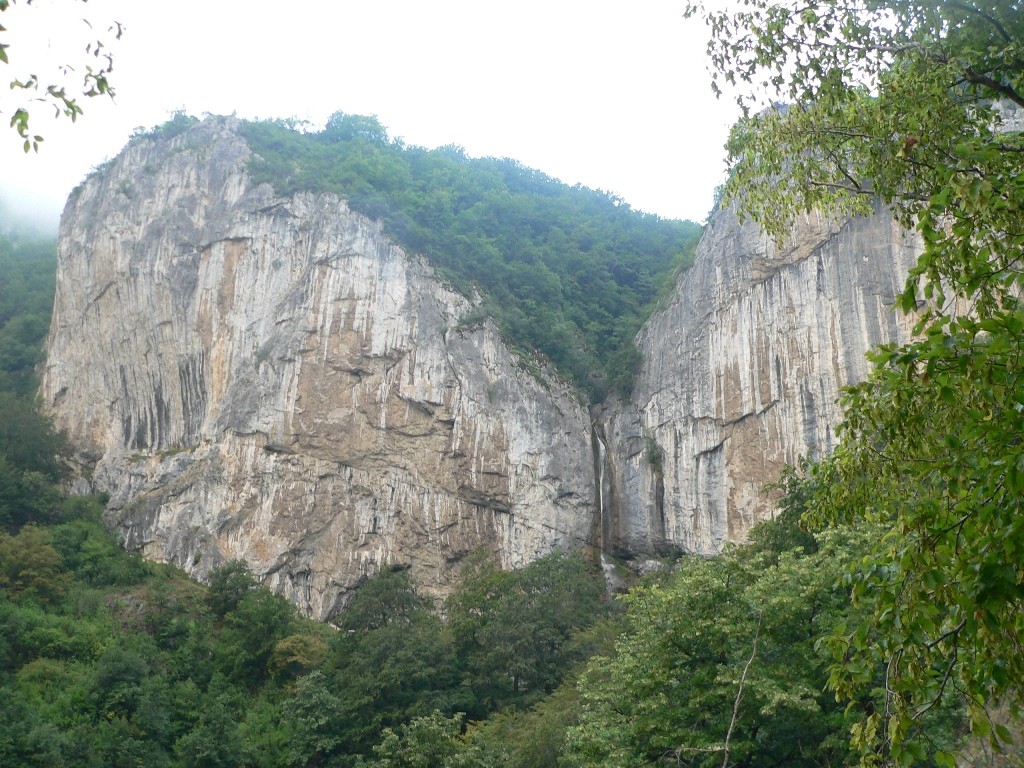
[0,512,612,766]
[0,223,56,399]
[0,220,68,533]
[236,114,702,401]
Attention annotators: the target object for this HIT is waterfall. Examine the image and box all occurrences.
[596,431,606,545]
[592,424,618,590]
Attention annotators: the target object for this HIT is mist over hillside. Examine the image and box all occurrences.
[0,194,61,236]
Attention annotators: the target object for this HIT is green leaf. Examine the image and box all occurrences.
[900,286,917,314]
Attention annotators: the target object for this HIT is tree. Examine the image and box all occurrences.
[281,671,348,767]
[0,524,69,605]
[215,588,296,687]
[567,521,877,768]
[340,566,432,631]
[0,0,121,150]
[686,0,1023,762]
[204,559,256,618]
[445,550,606,713]
[328,570,460,759]
[323,111,390,145]
[468,675,594,768]
[359,711,490,768]
[173,677,244,768]
[268,631,329,684]
[0,392,69,483]
[0,227,57,397]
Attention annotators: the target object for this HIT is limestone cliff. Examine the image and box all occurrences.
[44,116,928,609]
[42,118,595,618]
[601,204,920,555]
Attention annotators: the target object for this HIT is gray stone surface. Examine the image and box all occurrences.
[602,203,920,554]
[43,118,595,618]
[44,116,926,611]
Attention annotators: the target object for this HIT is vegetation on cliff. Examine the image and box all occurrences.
[238,115,701,401]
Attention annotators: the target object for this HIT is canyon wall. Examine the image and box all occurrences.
[42,119,595,618]
[44,117,924,610]
[601,204,919,555]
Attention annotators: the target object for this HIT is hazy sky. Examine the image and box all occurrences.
[2,0,740,228]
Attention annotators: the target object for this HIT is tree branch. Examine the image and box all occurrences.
[947,1,1013,44]
[722,613,762,768]
[925,618,967,651]
[963,68,1024,109]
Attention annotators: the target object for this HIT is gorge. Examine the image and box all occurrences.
[42,117,918,618]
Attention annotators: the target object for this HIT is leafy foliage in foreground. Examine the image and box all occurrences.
[810,311,1024,762]
[688,0,1024,761]
[356,512,963,768]
[1,0,120,151]
[239,115,701,400]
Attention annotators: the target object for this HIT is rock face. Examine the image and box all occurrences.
[601,204,920,555]
[44,117,926,611]
[42,119,595,618]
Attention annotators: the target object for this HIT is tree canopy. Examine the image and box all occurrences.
[238,115,701,401]
[0,519,611,768]
[568,518,884,768]
[686,0,1024,762]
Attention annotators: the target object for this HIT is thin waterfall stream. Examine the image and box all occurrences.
[592,425,617,590]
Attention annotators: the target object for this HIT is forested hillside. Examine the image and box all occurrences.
[237,114,702,400]
[8,24,1022,755]
[0,221,67,532]
[1,513,611,766]
[0,223,56,398]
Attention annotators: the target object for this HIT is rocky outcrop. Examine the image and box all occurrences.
[601,204,920,555]
[44,116,929,611]
[42,118,595,618]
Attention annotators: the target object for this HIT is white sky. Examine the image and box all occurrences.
[1,0,741,229]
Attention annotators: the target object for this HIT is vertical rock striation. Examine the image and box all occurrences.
[42,118,595,618]
[603,204,921,555]
[44,116,931,609]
